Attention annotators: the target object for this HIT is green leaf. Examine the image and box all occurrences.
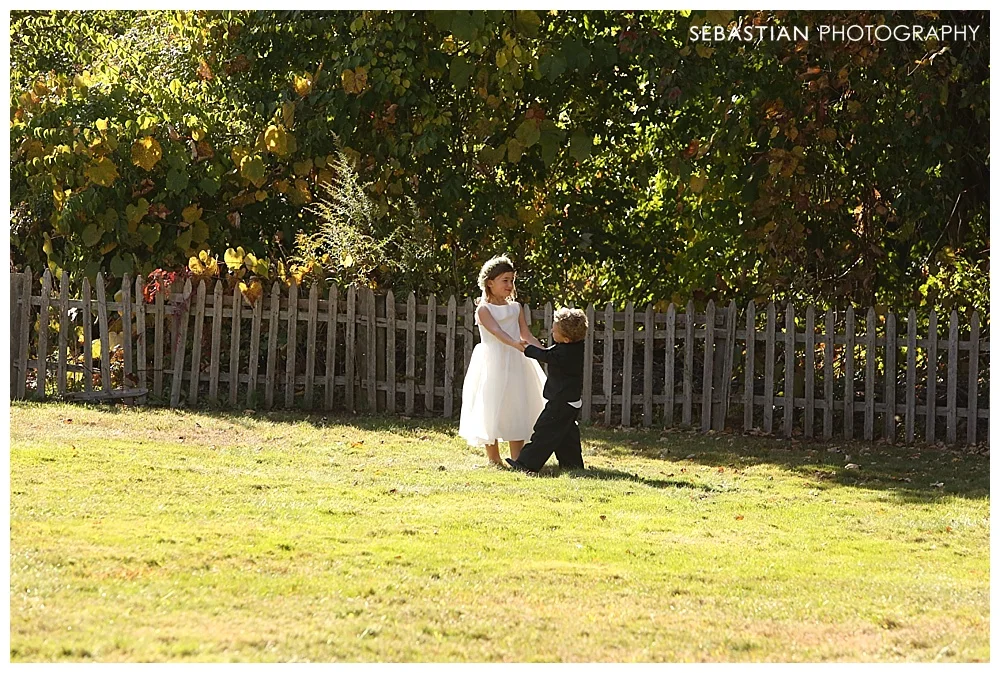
[449,55,475,88]
[166,168,190,193]
[563,38,591,71]
[191,219,209,243]
[515,119,541,148]
[175,228,194,251]
[138,222,161,246]
[569,132,592,163]
[514,10,541,38]
[451,11,480,41]
[507,138,524,163]
[240,156,267,188]
[199,176,221,196]
[82,222,102,247]
[110,253,132,277]
[539,52,567,84]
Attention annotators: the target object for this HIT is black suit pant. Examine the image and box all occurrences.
[516,401,584,472]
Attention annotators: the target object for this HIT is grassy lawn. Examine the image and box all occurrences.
[8,401,989,662]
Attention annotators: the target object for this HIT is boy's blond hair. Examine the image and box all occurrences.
[554,307,588,342]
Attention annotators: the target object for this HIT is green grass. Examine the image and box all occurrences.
[9,401,989,662]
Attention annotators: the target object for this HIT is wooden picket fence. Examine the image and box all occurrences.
[9,268,990,446]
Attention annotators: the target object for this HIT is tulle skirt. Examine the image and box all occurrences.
[458,342,546,447]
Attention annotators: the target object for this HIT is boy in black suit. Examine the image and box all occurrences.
[506,308,588,473]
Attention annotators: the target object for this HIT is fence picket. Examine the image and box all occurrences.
[424,294,437,415]
[121,274,133,389]
[603,302,614,425]
[81,276,92,395]
[700,300,715,432]
[743,301,755,431]
[386,291,397,413]
[36,270,52,399]
[804,305,815,438]
[544,302,553,345]
[208,281,224,403]
[946,310,959,444]
[582,304,595,423]
[153,287,165,398]
[643,304,654,427]
[623,301,635,426]
[189,280,207,404]
[57,271,70,396]
[345,286,357,411]
[967,312,980,445]
[664,303,676,427]
[133,276,144,400]
[265,282,280,409]
[169,279,192,407]
[905,309,917,444]
[284,280,299,409]
[864,307,876,441]
[762,302,776,434]
[324,285,339,411]
[823,308,834,440]
[229,284,243,407]
[925,310,938,443]
[188,279,208,405]
[844,307,856,440]
[884,311,897,443]
[783,302,795,438]
[683,300,695,427]
[405,292,416,414]
[10,274,22,397]
[716,300,738,432]
[95,272,111,393]
[444,295,457,418]
[247,285,263,408]
[365,288,378,411]
[304,283,319,410]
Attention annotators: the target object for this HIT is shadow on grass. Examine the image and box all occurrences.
[528,464,717,491]
[16,401,988,501]
[583,426,990,503]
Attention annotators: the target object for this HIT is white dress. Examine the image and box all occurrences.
[459,301,546,447]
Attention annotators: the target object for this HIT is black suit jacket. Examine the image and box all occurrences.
[524,340,585,403]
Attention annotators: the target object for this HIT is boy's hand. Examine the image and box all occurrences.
[514,339,528,352]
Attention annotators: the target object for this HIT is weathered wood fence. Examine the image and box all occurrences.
[9,269,990,446]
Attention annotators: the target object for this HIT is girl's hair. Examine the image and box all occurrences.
[477,254,517,304]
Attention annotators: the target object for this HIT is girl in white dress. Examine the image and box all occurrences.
[459,255,546,465]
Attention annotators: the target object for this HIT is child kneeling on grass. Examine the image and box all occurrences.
[506,307,588,473]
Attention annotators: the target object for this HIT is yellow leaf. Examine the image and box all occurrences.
[192,128,205,142]
[224,246,245,270]
[817,128,838,143]
[95,119,109,132]
[85,157,119,187]
[131,136,163,171]
[99,241,118,255]
[341,69,356,93]
[239,279,263,306]
[264,124,289,156]
[255,190,268,201]
[695,44,715,58]
[181,205,203,223]
[293,73,313,97]
[690,174,707,194]
[342,253,354,268]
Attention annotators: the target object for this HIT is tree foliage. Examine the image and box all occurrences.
[10,9,989,315]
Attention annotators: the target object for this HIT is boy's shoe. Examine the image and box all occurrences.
[505,458,535,473]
